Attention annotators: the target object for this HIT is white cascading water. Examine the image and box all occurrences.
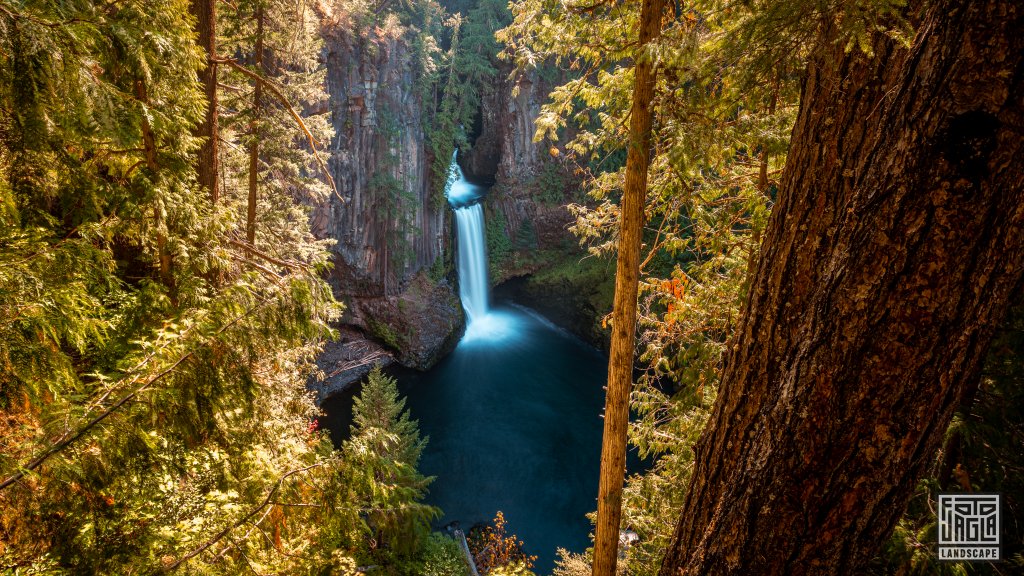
[446,152,490,323]
[454,204,488,321]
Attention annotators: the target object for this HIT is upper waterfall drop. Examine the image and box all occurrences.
[446,150,481,208]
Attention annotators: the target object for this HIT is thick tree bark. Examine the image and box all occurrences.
[592,1,665,575]
[659,0,1024,574]
[246,6,264,247]
[190,0,220,203]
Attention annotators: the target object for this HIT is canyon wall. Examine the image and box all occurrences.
[308,5,608,381]
[463,65,584,283]
[464,67,550,248]
[311,21,462,371]
[313,23,443,296]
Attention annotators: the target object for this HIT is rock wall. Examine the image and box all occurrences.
[462,64,580,287]
[313,23,446,297]
[463,67,544,181]
[311,21,462,371]
[463,66,548,242]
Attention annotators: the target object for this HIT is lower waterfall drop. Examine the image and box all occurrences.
[453,204,489,322]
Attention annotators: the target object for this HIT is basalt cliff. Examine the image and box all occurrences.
[311,19,461,392]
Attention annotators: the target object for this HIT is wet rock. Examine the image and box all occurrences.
[343,273,465,370]
[311,326,394,402]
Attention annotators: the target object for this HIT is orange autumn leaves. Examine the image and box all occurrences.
[661,276,687,325]
[468,511,536,574]
[604,275,688,331]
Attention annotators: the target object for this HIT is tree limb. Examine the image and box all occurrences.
[227,239,306,270]
[0,294,273,492]
[212,57,340,202]
[164,462,331,572]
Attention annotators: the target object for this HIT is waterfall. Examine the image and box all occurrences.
[446,152,490,324]
[454,204,489,322]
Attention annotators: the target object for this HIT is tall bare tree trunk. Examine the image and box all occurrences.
[659,0,1024,574]
[246,5,264,246]
[190,0,219,203]
[592,0,665,574]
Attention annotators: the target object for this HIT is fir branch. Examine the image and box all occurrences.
[235,257,285,284]
[0,3,97,29]
[0,292,276,492]
[163,461,331,572]
[11,212,118,266]
[211,57,340,201]
[227,239,306,270]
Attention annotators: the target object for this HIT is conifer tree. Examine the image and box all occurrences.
[190,0,220,201]
[345,366,439,559]
[219,0,333,258]
[0,1,348,573]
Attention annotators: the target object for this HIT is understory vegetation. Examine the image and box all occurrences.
[0,0,494,573]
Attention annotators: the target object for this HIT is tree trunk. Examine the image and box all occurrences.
[134,79,173,293]
[659,0,1024,574]
[592,1,665,575]
[246,5,264,247]
[190,0,219,203]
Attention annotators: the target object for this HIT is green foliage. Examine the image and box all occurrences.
[485,206,513,278]
[219,0,334,226]
[499,0,1000,572]
[498,0,805,571]
[488,564,537,576]
[513,218,537,251]
[373,172,419,269]
[424,0,510,202]
[425,17,470,205]
[531,162,569,205]
[369,318,404,350]
[522,252,616,345]
[417,533,471,576]
[427,253,447,283]
[0,1,389,574]
[344,366,440,560]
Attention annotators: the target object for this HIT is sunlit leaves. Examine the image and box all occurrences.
[0,1,349,573]
[344,366,439,559]
[499,0,814,572]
